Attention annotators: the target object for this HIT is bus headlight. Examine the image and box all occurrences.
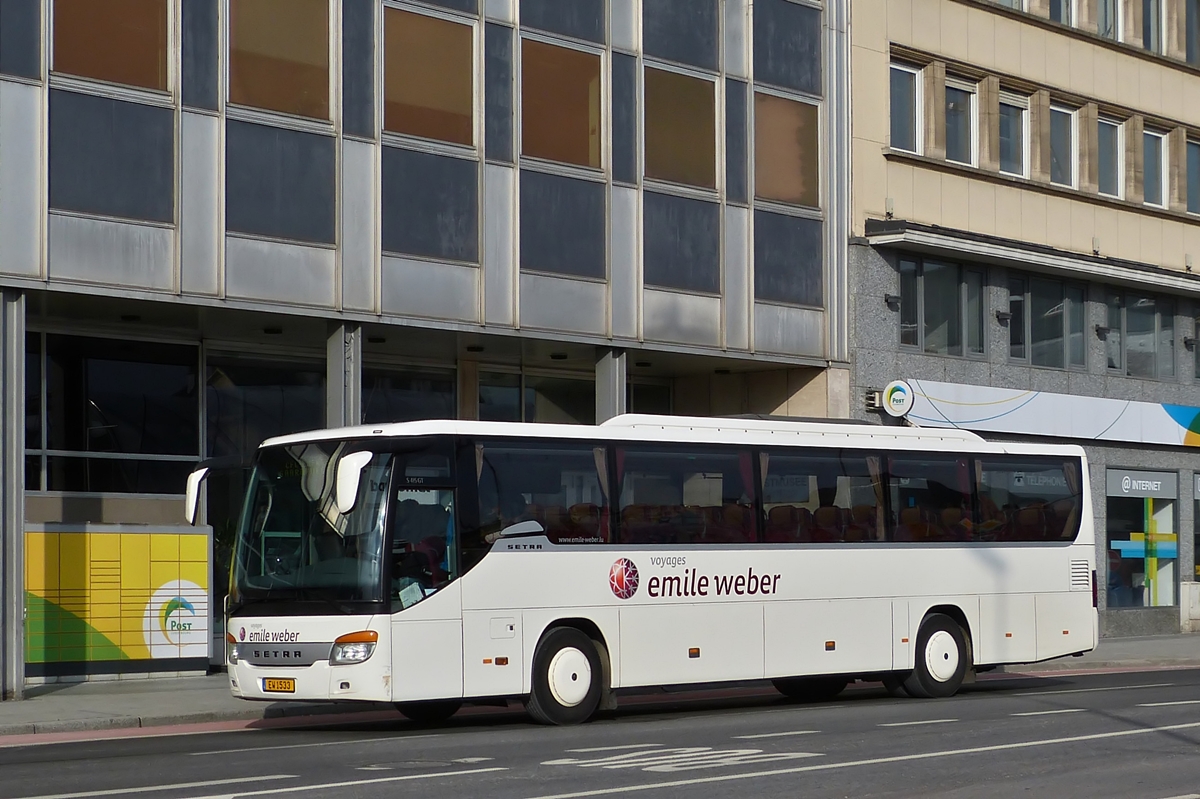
[330,630,379,665]
[226,633,239,665]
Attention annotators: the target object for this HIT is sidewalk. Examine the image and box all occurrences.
[1,633,1198,738]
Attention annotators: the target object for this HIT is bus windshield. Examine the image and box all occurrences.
[231,443,393,609]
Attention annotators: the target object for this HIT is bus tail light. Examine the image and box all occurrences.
[331,630,379,665]
[226,632,239,665]
[1092,570,1098,608]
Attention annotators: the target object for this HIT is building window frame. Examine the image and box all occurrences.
[1098,116,1124,199]
[998,91,1029,178]
[1099,0,1122,40]
[1143,128,1169,208]
[889,61,923,155]
[380,1,481,157]
[642,57,720,196]
[1007,273,1088,370]
[944,77,977,168]
[1187,138,1200,215]
[897,256,987,359]
[1049,0,1074,25]
[1143,0,1165,54]
[753,83,822,210]
[1105,289,1176,380]
[1049,104,1078,188]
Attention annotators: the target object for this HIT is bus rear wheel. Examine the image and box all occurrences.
[525,627,603,725]
[395,699,462,724]
[772,676,848,702]
[903,614,969,699]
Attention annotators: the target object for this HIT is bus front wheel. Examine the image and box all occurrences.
[525,627,603,725]
[903,614,969,699]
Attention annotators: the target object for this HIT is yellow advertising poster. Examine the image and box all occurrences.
[25,526,210,670]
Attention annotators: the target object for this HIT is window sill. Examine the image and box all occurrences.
[899,345,988,361]
[884,149,1200,230]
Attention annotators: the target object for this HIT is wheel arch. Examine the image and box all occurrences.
[921,604,975,665]
[526,617,614,699]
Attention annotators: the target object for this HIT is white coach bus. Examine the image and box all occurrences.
[185,414,1097,725]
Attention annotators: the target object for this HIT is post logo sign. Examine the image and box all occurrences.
[609,558,640,599]
[143,580,209,657]
[883,380,914,417]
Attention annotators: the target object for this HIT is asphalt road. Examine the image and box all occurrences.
[3,669,1200,799]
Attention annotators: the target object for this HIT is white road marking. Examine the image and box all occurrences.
[1158,794,1200,799]
[878,719,957,727]
[544,747,820,774]
[191,733,443,756]
[454,757,496,763]
[1011,709,1087,717]
[355,767,393,771]
[14,775,295,799]
[178,767,508,799]
[732,731,819,740]
[566,744,663,753]
[522,720,1200,799]
[1013,683,1173,697]
[1138,700,1200,707]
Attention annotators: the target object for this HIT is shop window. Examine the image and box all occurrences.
[898,257,985,357]
[25,334,42,490]
[762,450,884,543]
[229,0,329,120]
[362,368,456,424]
[617,447,757,545]
[384,8,474,146]
[1108,491,1177,608]
[1097,118,1123,198]
[1105,290,1174,379]
[1049,106,1076,187]
[1008,274,1087,369]
[998,94,1027,177]
[53,0,168,91]
[645,67,715,189]
[945,79,975,166]
[889,63,921,154]
[754,92,819,207]
[521,39,601,169]
[205,357,324,458]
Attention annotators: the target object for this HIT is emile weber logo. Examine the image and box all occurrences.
[609,557,782,600]
[1122,475,1163,494]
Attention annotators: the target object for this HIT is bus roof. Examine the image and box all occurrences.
[260,414,1086,458]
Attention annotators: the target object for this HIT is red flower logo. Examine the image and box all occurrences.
[609,558,639,600]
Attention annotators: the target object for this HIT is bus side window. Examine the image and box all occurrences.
[975,457,1081,542]
[887,456,972,542]
[762,450,884,543]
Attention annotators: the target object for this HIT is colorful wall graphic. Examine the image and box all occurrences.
[25,525,211,674]
[896,379,1200,448]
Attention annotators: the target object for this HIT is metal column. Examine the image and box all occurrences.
[326,323,363,428]
[595,348,627,423]
[1,290,25,700]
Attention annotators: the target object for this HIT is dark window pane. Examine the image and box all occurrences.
[381,146,479,262]
[526,376,595,424]
[643,191,720,293]
[1067,285,1086,367]
[362,368,456,424]
[0,0,41,79]
[46,335,199,457]
[1098,120,1121,196]
[630,383,671,414]
[519,169,606,278]
[46,456,195,495]
[1144,0,1162,52]
[1030,278,1065,368]
[763,450,884,543]
[182,0,220,110]
[1009,277,1026,360]
[474,442,610,550]
[1050,0,1071,23]
[1189,0,1200,63]
[1159,298,1175,378]
[342,0,376,137]
[1195,317,1200,382]
[1099,0,1118,37]
[945,86,973,165]
[26,333,41,449]
[385,9,473,145]
[966,269,984,356]
[888,455,971,541]
[726,78,748,203]
[53,0,167,90]
[519,0,605,43]
[998,102,1024,175]
[1188,141,1200,214]
[479,372,522,421]
[923,261,962,356]
[1050,108,1073,185]
[977,457,1082,542]
[1144,132,1164,205]
[230,0,329,119]
[486,23,515,163]
[49,90,175,224]
[642,0,718,70]
[521,40,602,168]
[25,455,41,491]
[1106,291,1123,370]
[645,67,715,189]
[753,0,821,95]
[755,92,819,207]
[618,448,757,545]
[1126,294,1156,378]
[226,120,337,245]
[753,210,823,306]
[899,260,919,348]
[205,358,324,458]
[890,66,917,152]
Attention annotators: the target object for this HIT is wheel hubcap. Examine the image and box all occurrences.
[547,647,592,707]
[925,630,960,682]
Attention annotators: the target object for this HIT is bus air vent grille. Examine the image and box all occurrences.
[1069,560,1090,591]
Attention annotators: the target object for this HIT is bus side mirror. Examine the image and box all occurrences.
[335,451,374,515]
[184,467,209,525]
[499,520,545,538]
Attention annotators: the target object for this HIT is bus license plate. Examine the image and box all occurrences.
[263,678,295,693]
